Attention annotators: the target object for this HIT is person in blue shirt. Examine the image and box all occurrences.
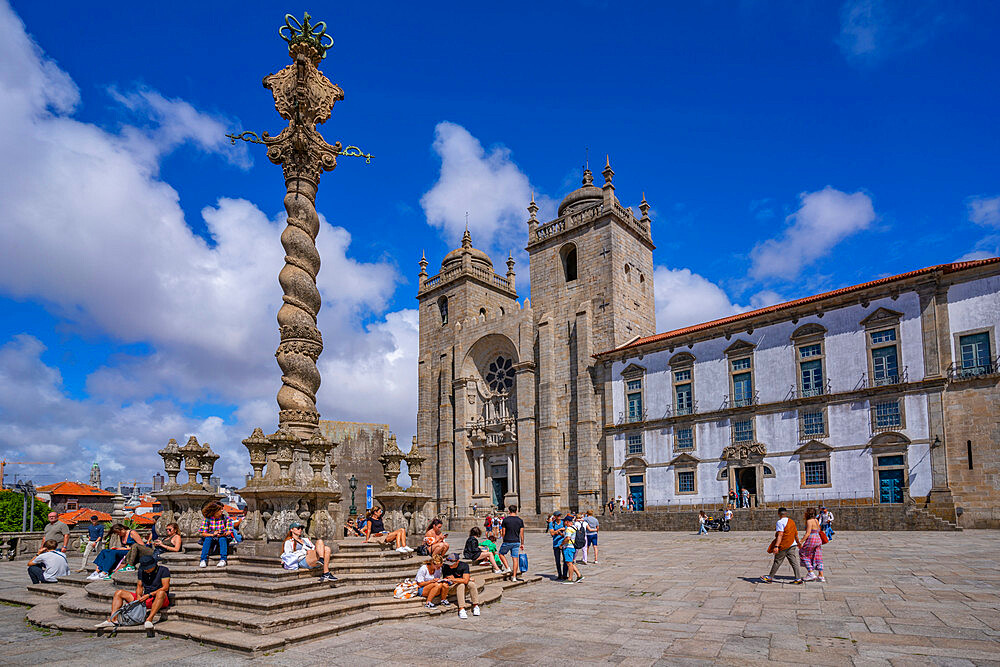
[77,516,105,573]
[561,516,584,584]
[547,511,567,581]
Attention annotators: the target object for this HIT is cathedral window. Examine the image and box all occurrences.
[438,297,448,325]
[485,356,514,392]
[560,244,577,282]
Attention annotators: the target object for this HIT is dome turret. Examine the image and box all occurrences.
[557,167,603,216]
[441,227,494,271]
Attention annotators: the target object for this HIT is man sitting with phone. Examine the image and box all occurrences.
[441,552,481,619]
[95,555,170,630]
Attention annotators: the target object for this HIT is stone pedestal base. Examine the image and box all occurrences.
[155,487,226,538]
[923,487,958,524]
[239,485,342,542]
[375,489,432,539]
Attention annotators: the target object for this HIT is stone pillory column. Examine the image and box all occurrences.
[262,14,346,437]
[227,13,375,542]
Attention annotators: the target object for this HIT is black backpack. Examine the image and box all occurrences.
[573,524,585,549]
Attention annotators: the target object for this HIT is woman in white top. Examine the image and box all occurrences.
[281,522,336,582]
[414,554,450,608]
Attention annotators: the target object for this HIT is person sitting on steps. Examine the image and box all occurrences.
[464,527,501,572]
[27,539,69,584]
[198,500,233,568]
[89,524,143,580]
[424,518,449,558]
[281,522,336,582]
[364,507,413,553]
[414,554,450,609]
[95,554,170,631]
[442,552,481,619]
[151,522,182,558]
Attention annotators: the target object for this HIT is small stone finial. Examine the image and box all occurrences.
[639,192,651,222]
[582,167,594,186]
[461,226,472,249]
[602,154,615,186]
[506,252,516,274]
[418,250,428,280]
[527,192,538,220]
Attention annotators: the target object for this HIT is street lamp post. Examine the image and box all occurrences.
[349,474,358,516]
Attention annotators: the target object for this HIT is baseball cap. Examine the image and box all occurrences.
[138,555,158,570]
[289,521,305,529]
[444,552,460,563]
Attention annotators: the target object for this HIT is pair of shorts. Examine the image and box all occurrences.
[297,557,319,570]
[498,542,520,557]
[129,592,169,609]
[562,547,576,562]
[586,534,598,546]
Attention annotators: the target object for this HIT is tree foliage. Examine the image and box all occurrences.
[0,490,53,532]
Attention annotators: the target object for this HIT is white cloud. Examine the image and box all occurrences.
[654,267,746,332]
[0,0,418,486]
[420,121,554,260]
[968,195,1000,229]
[837,0,951,64]
[750,187,876,281]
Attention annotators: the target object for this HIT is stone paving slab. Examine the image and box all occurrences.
[1,530,999,664]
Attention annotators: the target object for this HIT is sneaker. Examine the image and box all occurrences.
[576,576,585,583]
[121,566,135,572]
[440,599,451,606]
[424,602,436,609]
[94,620,114,629]
[593,561,599,565]
[760,576,773,584]
[472,605,480,616]
[402,546,414,553]
[792,579,804,585]
[86,571,102,580]
[216,560,227,567]
[562,579,576,585]
[396,547,408,553]
[510,577,522,583]
[199,561,207,568]
[817,576,826,582]
[803,573,817,582]
[99,574,112,580]
[320,573,337,582]
[144,621,154,630]
[458,608,468,619]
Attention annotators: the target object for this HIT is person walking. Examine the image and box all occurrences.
[799,508,825,582]
[761,507,803,584]
[77,515,105,572]
[724,507,733,530]
[583,510,599,564]
[561,516,584,584]
[819,506,835,541]
[547,511,567,581]
[698,510,708,535]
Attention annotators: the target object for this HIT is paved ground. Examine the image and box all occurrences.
[1,530,999,665]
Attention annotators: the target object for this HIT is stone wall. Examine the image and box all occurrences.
[599,505,957,531]
[943,378,1000,528]
[319,420,388,520]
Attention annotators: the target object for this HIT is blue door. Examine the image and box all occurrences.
[878,469,904,503]
[628,475,645,511]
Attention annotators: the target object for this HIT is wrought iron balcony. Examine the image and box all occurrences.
[947,357,999,380]
[857,366,909,390]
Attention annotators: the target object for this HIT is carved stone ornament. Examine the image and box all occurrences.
[243,427,270,482]
[721,442,767,461]
[157,438,182,487]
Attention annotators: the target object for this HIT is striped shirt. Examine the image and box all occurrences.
[200,514,233,536]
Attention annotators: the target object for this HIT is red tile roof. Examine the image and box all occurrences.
[597,258,1000,357]
[58,508,113,525]
[128,513,157,525]
[37,481,113,496]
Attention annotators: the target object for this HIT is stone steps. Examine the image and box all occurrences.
[18,533,540,654]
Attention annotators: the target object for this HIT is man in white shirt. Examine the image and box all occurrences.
[583,511,600,564]
[27,539,69,584]
[819,507,834,540]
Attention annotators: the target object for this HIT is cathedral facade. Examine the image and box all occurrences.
[416,161,653,516]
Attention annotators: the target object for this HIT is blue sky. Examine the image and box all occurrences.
[0,0,997,488]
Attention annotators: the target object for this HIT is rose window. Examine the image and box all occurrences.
[485,356,514,392]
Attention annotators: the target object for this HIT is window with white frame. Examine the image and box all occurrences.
[870,329,900,385]
[677,470,695,493]
[675,426,694,450]
[626,378,643,422]
[670,354,696,416]
[801,409,826,438]
[799,343,824,396]
[626,433,643,456]
[732,417,754,443]
[803,460,829,486]
[959,332,992,376]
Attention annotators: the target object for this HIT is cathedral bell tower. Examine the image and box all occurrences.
[527,157,656,512]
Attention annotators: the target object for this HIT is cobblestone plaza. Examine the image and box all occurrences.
[2,530,999,665]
